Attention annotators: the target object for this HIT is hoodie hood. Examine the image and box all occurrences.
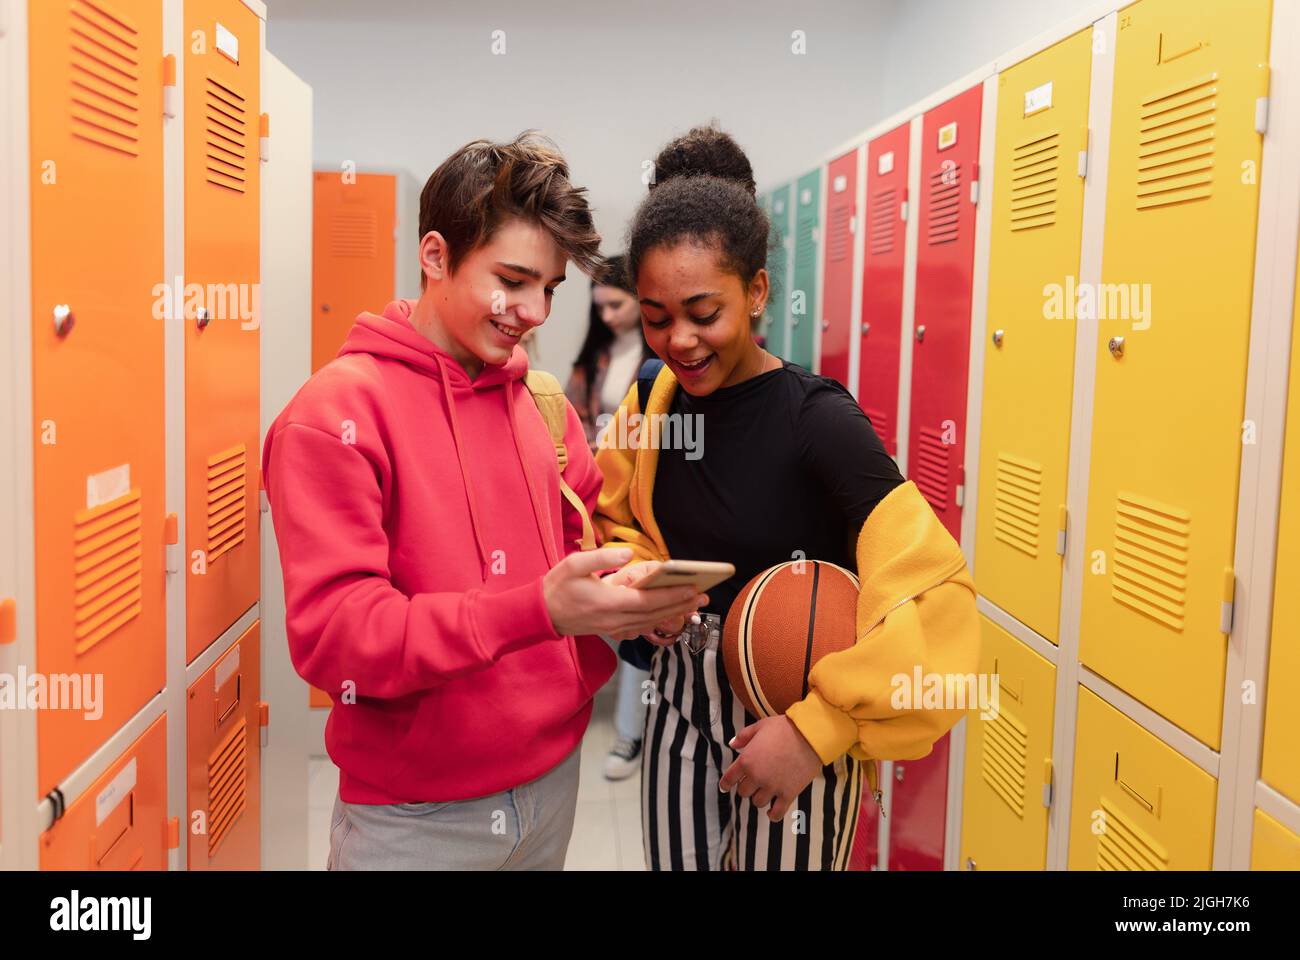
[338,298,530,389]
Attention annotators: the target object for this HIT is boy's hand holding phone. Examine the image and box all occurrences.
[543,549,707,641]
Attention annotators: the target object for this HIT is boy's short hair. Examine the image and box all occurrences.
[418,131,602,285]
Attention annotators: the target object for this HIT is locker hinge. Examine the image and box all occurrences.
[1042,758,1054,808]
[969,179,980,205]
[163,55,177,119]
[260,490,270,514]
[259,701,270,748]
[1056,505,1068,556]
[166,817,181,850]
[0,597,15,645]
[260,113,271,163]
[164,512,180,574]
[1255,64,1271,135]
[849,214,857,234]
[811,226,820,244]
[954,465,965,508]
[900,199,909,222]
[1220,567,1236,635]
[1077,125,1090,179]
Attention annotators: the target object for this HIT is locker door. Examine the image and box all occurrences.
[312,171,397,373]
[184,0,262,662]
[1069,687,1216,869]
[910,85,983,541]
[789,169,821,369]
[766,184,792,359]
[888,733,949,870]
[40,716,168,870]
[1260,236,1300,806]
[1251,810,1300,870]
[820,148,859,387]
[960,616,1056,871]
[29,0,166,797]
[848,797,881,870]
[858,124,910,456]
[975,30,1093,643]
[187,621,262,869]
[1080,0,1271,750]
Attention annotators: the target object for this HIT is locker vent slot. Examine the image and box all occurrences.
[73,489,144,655]
[68,0,142,158]
[330,211,379,259]
[1097,797,1169,871]
[827,200,853,263]
[863,407,890,447]
[926,166,961,245]
[204,76,249,194]
[1009,131,1059,232]
[1111,492,1189,631]
[207,718,248,859]
[994,453,1042,558]
[980,705,1028,817]
[795,218,817,270]
[1136,74,1216,211]
[205,444,247,563]
[913,426,951,509]
[868,187,898,255]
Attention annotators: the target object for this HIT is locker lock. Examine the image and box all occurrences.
[821,319,830,331]
[914,325,926,343]
[992,328,1004,347]
[196,307,212,331]
[321,303,331,314]
[52,304,75,337]
[965,857,977,871]
[1108,336,1125,358]
[895,764,905,782]
[861,322,871,336]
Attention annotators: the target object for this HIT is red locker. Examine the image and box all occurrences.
[820,147,859,386]
[848,792,881,870]
[909,85,982,541]
[858,125,910,456]
[888,733,950,871]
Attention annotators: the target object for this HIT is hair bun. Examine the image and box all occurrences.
[651,125,756,198]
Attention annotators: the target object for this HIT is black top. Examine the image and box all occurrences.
[652,360,906,623]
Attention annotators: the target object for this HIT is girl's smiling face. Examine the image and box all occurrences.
[636,240,768,396]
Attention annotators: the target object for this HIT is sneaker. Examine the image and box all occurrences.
[603,737,642,781]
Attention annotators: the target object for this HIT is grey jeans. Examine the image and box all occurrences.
[327,745,582,870]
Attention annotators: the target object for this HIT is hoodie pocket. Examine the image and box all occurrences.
[573,634,618,699]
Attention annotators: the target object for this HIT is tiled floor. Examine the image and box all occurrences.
[305,680,642,870]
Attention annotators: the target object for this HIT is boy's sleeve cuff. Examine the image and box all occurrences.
[786,689,859,765]
[470,577,561,662]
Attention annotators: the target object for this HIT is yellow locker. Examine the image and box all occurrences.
[1259,237,1300,805]
[976,29,1093,643]
[1080,0,1271,749]
[1069,687,1216,869]
[1251,810,1300,870]
[29,0,167,797]
[960,616,1056,870]
[183,0,261,662]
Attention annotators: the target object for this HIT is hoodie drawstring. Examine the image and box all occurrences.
[435,352,492,581]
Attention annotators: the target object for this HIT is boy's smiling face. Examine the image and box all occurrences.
[420,217,568,377]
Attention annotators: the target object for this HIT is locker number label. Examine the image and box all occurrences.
[96,758,137,826]
[833,175,848,193]
[87,464,130,510]
[878,151,894,175]
[1024,81,1053,117]
[938,122,958,151]
[216,23,240,64]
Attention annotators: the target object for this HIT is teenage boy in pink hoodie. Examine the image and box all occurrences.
[263,133,705,870]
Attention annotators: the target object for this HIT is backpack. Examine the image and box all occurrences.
[523,369,597,551]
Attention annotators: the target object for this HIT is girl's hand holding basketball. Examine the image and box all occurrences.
[719,716,823,821]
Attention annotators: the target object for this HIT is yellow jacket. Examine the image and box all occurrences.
[594,365,981,795]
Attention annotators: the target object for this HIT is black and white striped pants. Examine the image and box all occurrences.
[640,615,863,871]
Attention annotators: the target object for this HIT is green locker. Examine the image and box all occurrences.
[766,184,792,359]
[790,169,821,369]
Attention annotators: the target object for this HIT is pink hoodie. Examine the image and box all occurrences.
[262,299,615,804]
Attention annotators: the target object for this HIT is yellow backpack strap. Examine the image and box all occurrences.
[524,369,597,551]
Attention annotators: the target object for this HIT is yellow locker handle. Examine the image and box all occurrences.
[1115,752,1161,817]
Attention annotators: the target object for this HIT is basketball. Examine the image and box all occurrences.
[723,560,861,719]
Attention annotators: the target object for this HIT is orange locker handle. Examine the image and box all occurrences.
[0,598,15,645]
[260,701,270,749]
[166,817,180,850]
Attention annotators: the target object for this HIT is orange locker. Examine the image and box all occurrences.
[29,0,167,796]
[187,620,262,870]
[312,171,399,372]
[184,0,262,662]
[40,716,169,870]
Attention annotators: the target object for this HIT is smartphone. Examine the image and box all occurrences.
[631,560,735,594]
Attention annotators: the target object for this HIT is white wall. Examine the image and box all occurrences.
[263,0,1098,376]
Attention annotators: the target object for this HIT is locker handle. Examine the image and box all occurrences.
[0,598,15,645]
[1115,752,1160,816]
[915,325,926,343]
[216,674,242,728]
[53,304,75,337]
[166,817,181,850]
[1107,336,1124,358]
[991,328,1004,347]
[164,513,179,545]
